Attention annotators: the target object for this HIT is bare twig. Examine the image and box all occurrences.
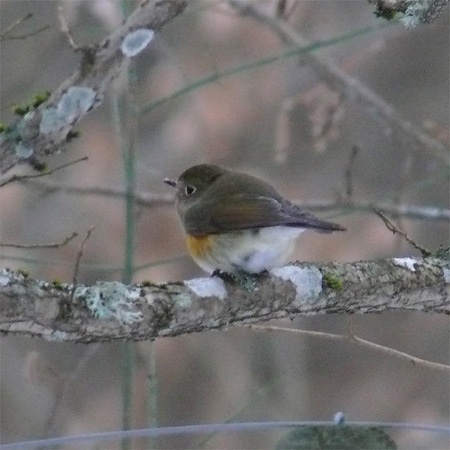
[229,1,449,163]
[343,146,359,202]
[21,179,174,206]
[0,156,88,188]
[247,324,450,373]
[71,227,95,296]
[16,179,450,221]
[0,13,33,38]
[57,4,80,51]
[0,13,49,42]
[1,25,50,41]
[0,252,189,273]
[392,152,414,253]
[0,232,78,249]
[374,208,432,257]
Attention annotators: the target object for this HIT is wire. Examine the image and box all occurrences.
[1,420,449,449]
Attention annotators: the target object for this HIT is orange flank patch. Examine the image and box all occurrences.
[185,234,213,258]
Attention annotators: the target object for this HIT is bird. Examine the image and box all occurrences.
[164,164,345,280]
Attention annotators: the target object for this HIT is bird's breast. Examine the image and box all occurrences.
[185,234,213,259]
[185,226,304,274]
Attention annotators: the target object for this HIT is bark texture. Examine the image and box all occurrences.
[0,258,448,343]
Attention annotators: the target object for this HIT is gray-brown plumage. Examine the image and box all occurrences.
[165,164,346,236]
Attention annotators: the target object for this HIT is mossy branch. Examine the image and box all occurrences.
[0,0,187,175]
[0,258,448,343]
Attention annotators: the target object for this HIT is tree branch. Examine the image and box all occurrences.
[0,0,187,175]
[229,1,449,163]
[368,0,449,25]
[15,179,450,221]
[0,258,448,343]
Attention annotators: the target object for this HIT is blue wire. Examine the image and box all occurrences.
[1,421,449,449]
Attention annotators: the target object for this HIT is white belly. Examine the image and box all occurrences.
[195,226,304,274]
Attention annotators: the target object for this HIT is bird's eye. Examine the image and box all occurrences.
[185,185,196,196]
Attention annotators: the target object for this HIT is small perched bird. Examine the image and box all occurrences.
[165,164,345,276]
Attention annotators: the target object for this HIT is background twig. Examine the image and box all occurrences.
[0,232,78,249]
[374,208,432,257]
[0,156,88,188]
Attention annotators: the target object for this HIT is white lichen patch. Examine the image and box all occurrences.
[121,29,155,57]
[15,142,34,159]
[270,265,322,302]
[0,269,11,286]
[40,86,96,135]
[45,330,71,342]
[75,281,143,325]
[173,293,193,308]
[443,267,450,284]
[393,257,417,271]
[16,111,35,137]
[185,277,227,300]
[399,0,429,28]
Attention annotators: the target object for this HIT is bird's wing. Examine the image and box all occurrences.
[184,194,345,235]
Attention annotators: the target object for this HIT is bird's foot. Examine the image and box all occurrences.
[211,269,258,292]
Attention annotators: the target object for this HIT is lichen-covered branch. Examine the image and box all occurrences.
[0,258,448,343]
[0,0,187,175]
[369,0,449,25]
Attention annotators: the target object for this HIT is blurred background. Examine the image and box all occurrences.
[0,0,449,448]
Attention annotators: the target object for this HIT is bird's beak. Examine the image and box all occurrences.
[164,178,177,188]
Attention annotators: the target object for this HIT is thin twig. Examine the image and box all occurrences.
[16,179,450,221]
[0,156,88,188]
[374,208,432,257]
[0,252,189,273]
[71,227,95,297]
[18,179,174,206]
[0,12,49,41]
[57,5,80,50]
[344,145,359,202]
[247,325,450,373]
[0,232,78,249]
[1,25,50,41]
[392,152,414,254]
[0,13,33,38]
